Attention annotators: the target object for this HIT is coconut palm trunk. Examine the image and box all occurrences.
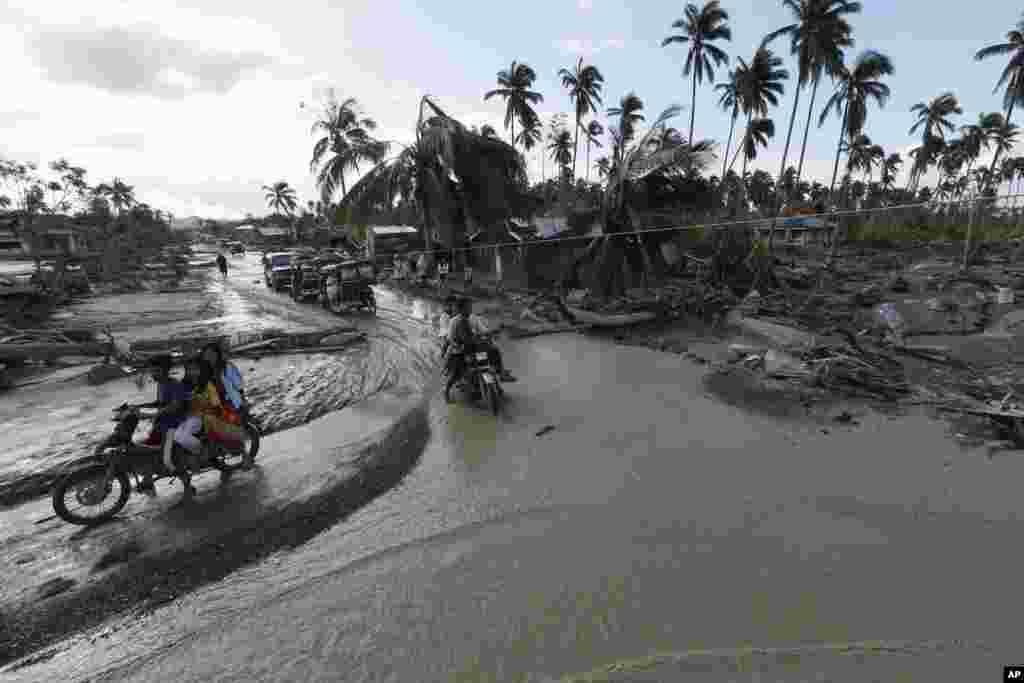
[586,139,592,183]
[689,68,699,145]
[768,81,804,250]
[722,102,738,179]
[572,120,581,180]
[828,97,850,200]
[796,77,821,183]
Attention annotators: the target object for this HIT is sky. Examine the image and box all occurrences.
[0,0,1021,220]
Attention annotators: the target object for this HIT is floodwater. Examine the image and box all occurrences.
[0,254,440,507]
[6,330,1024,681]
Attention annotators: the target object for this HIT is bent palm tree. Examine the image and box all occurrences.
[341,97,529,250]
[588,104,715,297]
[263,181,298,216]
[309,94,386,203]
[818,50,893,200]
[608,93,646,144]
[484,61,544,151]
[662,0,732,144]
[558,58,605,180]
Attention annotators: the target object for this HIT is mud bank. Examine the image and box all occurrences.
[0,387,434,668]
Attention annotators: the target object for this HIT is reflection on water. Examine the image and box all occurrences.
[445,404,500,475]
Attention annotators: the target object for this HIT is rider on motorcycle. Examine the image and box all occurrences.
[443,297,514,402]
[136,354,192,494]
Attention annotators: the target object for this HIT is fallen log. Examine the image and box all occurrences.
[0,342,114,362]
[562,304,658,328]
[506,323,590,339]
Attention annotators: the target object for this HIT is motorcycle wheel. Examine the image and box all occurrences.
[52,465,131,526]
[211,422,261,472]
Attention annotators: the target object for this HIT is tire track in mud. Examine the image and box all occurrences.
[0,268,441,510]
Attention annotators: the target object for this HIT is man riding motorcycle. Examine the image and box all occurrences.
[135,354,192,494]
[442,297,514,402]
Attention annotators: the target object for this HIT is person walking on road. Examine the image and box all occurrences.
[217,253,228,279]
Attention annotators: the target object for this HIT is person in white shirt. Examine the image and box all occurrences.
[444,298,514,384]
[438,295,459,350]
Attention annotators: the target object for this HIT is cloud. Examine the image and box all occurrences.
[0,110,41,128]
[554,38,627,57]
[578,0,593,9]
[90,132,147,151]
[24,23,279,99]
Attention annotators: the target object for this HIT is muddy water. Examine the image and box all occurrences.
[0,256,442,507]
[8,335,1024,682]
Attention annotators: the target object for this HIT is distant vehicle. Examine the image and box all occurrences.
[289,254,320,301]
[320,258,376,314]
[264,252,293,290]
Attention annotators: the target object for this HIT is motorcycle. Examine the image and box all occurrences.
[445,335,504,415]
[51,404,261,526]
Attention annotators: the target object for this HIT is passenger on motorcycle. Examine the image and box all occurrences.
[136,354,192,493]
[201,342,252,468]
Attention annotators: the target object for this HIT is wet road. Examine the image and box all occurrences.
[0,254,439,507]
[6,327,1024,680]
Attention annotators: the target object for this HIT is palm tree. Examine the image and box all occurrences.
[263,181,298,216]
[548,129,574,173]
[766,0,861,192]
[516,110,544,153]
[607,93,646,144]
[662,0,732,144]
[584,120,605,183]
[342,96,528,250]
[715,69,741,179]
[845,134,883,182]
[596,157,612,181]
[818,50,893,201]
[976,13,1024,193]
[484,61,544,151]
[309,94,386,203]
[96,177,136,217]
[880,153,902,194]
[908,93,962,190]
[558,58,606,180]
[592,104,716,297]
[728,118,776,175]
[987,119,1021,193]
